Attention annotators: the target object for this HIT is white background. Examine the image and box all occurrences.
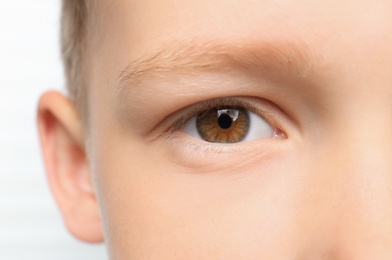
[0,1,107,259]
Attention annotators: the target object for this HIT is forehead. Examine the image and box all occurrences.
[95,0,392,50]
[88,0,392,86]
[88,0,392,102]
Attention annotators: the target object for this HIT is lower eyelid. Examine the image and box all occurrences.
[168,131,258,156]
[162,130,290,170]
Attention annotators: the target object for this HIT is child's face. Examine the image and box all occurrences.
[41,0,392,258]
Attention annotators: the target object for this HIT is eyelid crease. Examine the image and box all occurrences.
[148,97,285,142]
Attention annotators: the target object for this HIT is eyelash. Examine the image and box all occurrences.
[161,97,283,140]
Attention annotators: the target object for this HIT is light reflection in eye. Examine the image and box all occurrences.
[182,106,277,143]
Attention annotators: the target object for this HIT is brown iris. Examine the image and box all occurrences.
[196,107,250,143]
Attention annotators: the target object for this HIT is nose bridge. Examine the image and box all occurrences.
[320,101,392,258]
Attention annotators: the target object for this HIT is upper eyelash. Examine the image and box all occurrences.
[163,97,279,137]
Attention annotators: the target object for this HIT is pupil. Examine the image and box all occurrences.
[218,113,233,129]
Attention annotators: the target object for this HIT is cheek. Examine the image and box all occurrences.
[90,130,315,258]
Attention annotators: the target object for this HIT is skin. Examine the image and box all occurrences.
[38,0,392,258]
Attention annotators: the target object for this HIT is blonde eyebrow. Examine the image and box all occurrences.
[117,40,315,91]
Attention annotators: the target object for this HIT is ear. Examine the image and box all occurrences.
[37,91,103,243]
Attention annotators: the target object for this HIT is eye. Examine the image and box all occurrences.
[182,105,283,143]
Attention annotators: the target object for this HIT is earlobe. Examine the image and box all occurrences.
[37,91,103,243]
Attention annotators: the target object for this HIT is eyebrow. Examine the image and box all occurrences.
[117,40,316,92]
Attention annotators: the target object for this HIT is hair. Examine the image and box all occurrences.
[60,0,89,116]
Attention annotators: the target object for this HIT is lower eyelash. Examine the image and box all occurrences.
[167,133,251,155]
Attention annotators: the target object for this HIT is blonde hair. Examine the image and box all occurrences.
[60,0,89,116]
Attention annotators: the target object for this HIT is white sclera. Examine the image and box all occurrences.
[182,110,275,142]
[242,112,274,142]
